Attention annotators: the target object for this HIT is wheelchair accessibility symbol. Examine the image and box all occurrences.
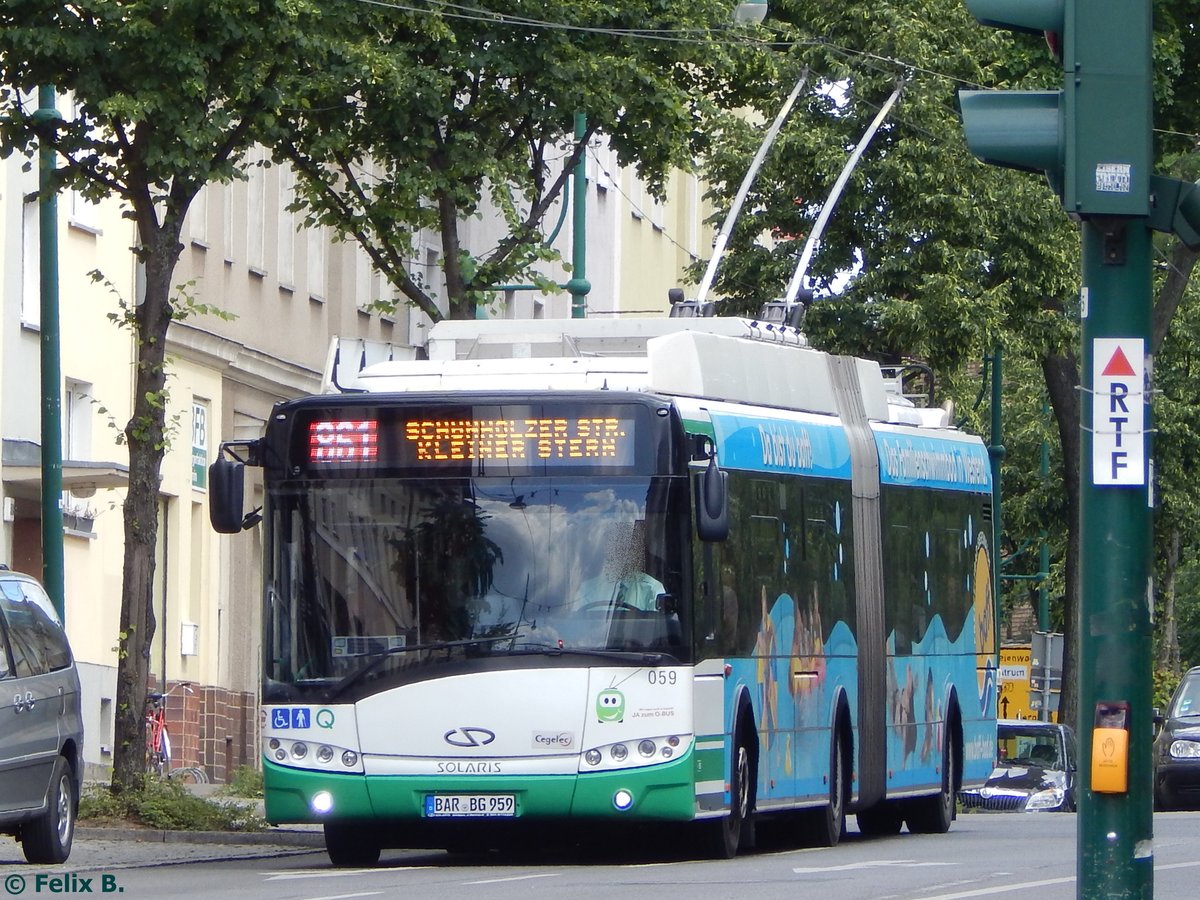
[270,707,312,729]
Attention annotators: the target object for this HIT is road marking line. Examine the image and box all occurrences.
[793,860,953,874]
[303,893,384,900]
[912,858,1200,899]
[915,874,1075,899]
[463,874,560,885]
[265,868,434,880]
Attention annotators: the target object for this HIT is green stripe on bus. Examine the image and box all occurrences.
[263,748,698,824]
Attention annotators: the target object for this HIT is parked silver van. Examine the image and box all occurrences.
[0,568,84,863]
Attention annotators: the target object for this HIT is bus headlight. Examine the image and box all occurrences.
[265,738,362,772]
[613,789,635,811]
[579,735,693,773]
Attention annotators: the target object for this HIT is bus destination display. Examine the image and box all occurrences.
[306,411,639,469]
[404,416,633,464]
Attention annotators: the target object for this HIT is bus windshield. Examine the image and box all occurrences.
[263,475,687,699]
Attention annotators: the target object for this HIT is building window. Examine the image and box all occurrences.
[277,164,296,288]
[355,245,374,314]
[222,181,235,264]
[62,378,96,535]
[246,147,266,275]
[186,184,209,247]
[307,225,327,302]
[66,97,102,233]
[21,183,40,328]
[63,379,93,461]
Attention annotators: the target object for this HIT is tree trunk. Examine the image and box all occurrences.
[111,219,184,794]
[438,190,471,319]
[1041,351,1081,732]
[1158,528,1181,676]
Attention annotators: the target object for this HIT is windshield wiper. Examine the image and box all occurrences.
[510,641,677,666]
[330,633,524,699]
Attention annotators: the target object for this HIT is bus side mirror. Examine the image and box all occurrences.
[695,456,729,542]
[209,457,247,534]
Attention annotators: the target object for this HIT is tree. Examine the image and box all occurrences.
[0,0,315,792]
[694,0,1200,730]
[274,0,778,321]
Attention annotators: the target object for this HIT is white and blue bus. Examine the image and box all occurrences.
[210,316,997,865]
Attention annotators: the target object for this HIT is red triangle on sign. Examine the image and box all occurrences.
[1102,347,1137,377]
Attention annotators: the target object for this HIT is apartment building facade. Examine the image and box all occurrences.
[0,123,715,780]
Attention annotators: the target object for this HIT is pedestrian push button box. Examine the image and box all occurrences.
[1091,701,1130,794]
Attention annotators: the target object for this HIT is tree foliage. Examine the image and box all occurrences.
[0,0,315,792]
[693,0,1200,725]
[276,0,778,320]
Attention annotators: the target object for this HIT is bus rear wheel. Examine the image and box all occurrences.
[855,800,903,837]
[801,729,847,847]
[324,823,382,867]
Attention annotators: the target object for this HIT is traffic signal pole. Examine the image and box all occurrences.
[1077,218,1154,897]
[959,1,1174,895]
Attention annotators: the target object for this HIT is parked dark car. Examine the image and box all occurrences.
[0,568,84,863]
[959,719,1077,812]
[1154,666,1200,811]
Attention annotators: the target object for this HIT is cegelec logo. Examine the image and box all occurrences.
[4,873,124,895]
[532,731,574,748]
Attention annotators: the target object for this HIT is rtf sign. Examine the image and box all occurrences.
[1092,338,1145,486]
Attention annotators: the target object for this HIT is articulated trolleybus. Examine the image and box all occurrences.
[209,315,997,865]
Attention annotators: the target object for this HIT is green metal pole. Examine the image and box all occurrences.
[566,112,590,319]
[35,85,65,621]
[1039,423,1050,632]
[989,347,1004,646]
[1077,219,1153,898]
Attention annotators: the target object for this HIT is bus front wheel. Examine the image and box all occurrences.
[703,730,753,859]
[324,823,382,867]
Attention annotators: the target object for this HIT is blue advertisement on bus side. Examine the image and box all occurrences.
[709,412,852,480]
[708,411,991,495]
[875,431,991,493]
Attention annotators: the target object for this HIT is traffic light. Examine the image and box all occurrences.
[958,0,1151,219]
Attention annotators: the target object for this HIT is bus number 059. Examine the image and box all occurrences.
[648,670,677,686]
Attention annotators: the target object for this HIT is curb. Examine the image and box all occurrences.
[77,826,325,848]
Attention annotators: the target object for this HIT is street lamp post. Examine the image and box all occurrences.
[33,85,65,621]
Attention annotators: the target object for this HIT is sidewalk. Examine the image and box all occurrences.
[64,780,327,866]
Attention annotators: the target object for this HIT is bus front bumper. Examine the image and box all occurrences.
[262,748,699,825]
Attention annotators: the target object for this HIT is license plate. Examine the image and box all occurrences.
[424,793,517,818]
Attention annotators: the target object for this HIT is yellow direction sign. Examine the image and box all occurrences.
[998,646,1035,720]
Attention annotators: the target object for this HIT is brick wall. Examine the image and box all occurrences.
[161,680,256,782]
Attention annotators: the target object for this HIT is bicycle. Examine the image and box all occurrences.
[145,682,192,777]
